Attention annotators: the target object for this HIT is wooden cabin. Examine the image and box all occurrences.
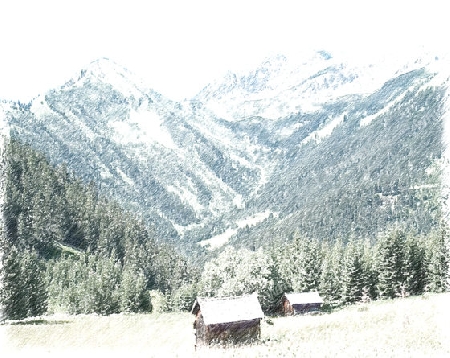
[280,292,323,315]
[191,293,264,346]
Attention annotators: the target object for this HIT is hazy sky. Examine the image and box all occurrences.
[0,0,448,102]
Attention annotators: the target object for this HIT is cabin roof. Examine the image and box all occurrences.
[191,293,264,325]
[283,292,324,305]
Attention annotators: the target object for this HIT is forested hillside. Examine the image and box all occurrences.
[0,139,198,320]
[3,59,264,245]
[230,71,445,248]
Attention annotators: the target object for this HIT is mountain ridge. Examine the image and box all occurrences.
[195,51,448,122]
[1,51,449,252]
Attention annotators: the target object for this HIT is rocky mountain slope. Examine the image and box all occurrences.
[1,51,449,251]
[1,58,269,244]
[195,51,449,248]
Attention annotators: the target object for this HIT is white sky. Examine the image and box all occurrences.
[0,0,448,102]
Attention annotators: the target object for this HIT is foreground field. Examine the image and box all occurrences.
[1,293,449,357]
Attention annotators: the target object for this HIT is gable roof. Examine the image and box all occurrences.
[283,292,324,305]
[191,293,264,325]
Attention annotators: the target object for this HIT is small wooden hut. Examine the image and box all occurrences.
[191,293,264,346]
[280,292,323,315]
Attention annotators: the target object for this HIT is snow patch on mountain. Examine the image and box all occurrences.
[110,108,176,149]
[199,211,274,250]
[167,179,204,213]
[236,211,274,228]
[278,122,305,137]
[360,82,419,127]
[99,164,113,179]
[116,168,134,186]
[302,113,345,144]
[199,228,236,250]
[30,95,53,117]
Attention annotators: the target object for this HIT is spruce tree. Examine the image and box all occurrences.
[404,234,427,295]
[0,246,28,319]
[119,264,151,313]
[341,238,365,304]
[0,247,47,320]
[375,230,409,299]
[424,228,449,292]
[289,236,323,292]
[319,239,344,307]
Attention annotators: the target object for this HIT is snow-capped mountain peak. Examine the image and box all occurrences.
[194,50,449,122]
[77,57,151,99]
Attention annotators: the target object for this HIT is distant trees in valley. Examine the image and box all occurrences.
[197,229,449,312]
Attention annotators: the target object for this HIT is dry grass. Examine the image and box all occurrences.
[1,293,449,357]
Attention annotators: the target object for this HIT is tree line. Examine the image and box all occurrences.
[0,139,448,320]
[198,228,449,312]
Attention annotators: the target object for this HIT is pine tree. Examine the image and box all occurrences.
[119,264,151,313]
[290,236,323,292]
[341,238,365,304]
[424,228,449,292]
[361,238,378,300]
[375,230,409,299]
[319,239,344,307]
[265,242,293,311]
[0,247,47,320]
[403,234,427,295]
[0,246,28,319]
[22,249,48,317]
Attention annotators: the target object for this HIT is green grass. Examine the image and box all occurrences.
[1,293,449,357]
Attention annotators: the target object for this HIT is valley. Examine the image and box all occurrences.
[0,50,449,323]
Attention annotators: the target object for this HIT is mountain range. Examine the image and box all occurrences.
[1,50,449,254]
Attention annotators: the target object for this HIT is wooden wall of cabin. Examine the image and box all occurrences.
[194,313,207,346]
[197,319,261,345]
[292,303,321,314]
[282,299,294,315]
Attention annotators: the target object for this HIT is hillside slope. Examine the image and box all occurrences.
[2,59,267,243]
[1,52,449,250]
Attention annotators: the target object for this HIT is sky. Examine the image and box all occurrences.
[0,0,448,102]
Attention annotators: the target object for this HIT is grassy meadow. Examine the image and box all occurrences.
[1,293,449,357]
